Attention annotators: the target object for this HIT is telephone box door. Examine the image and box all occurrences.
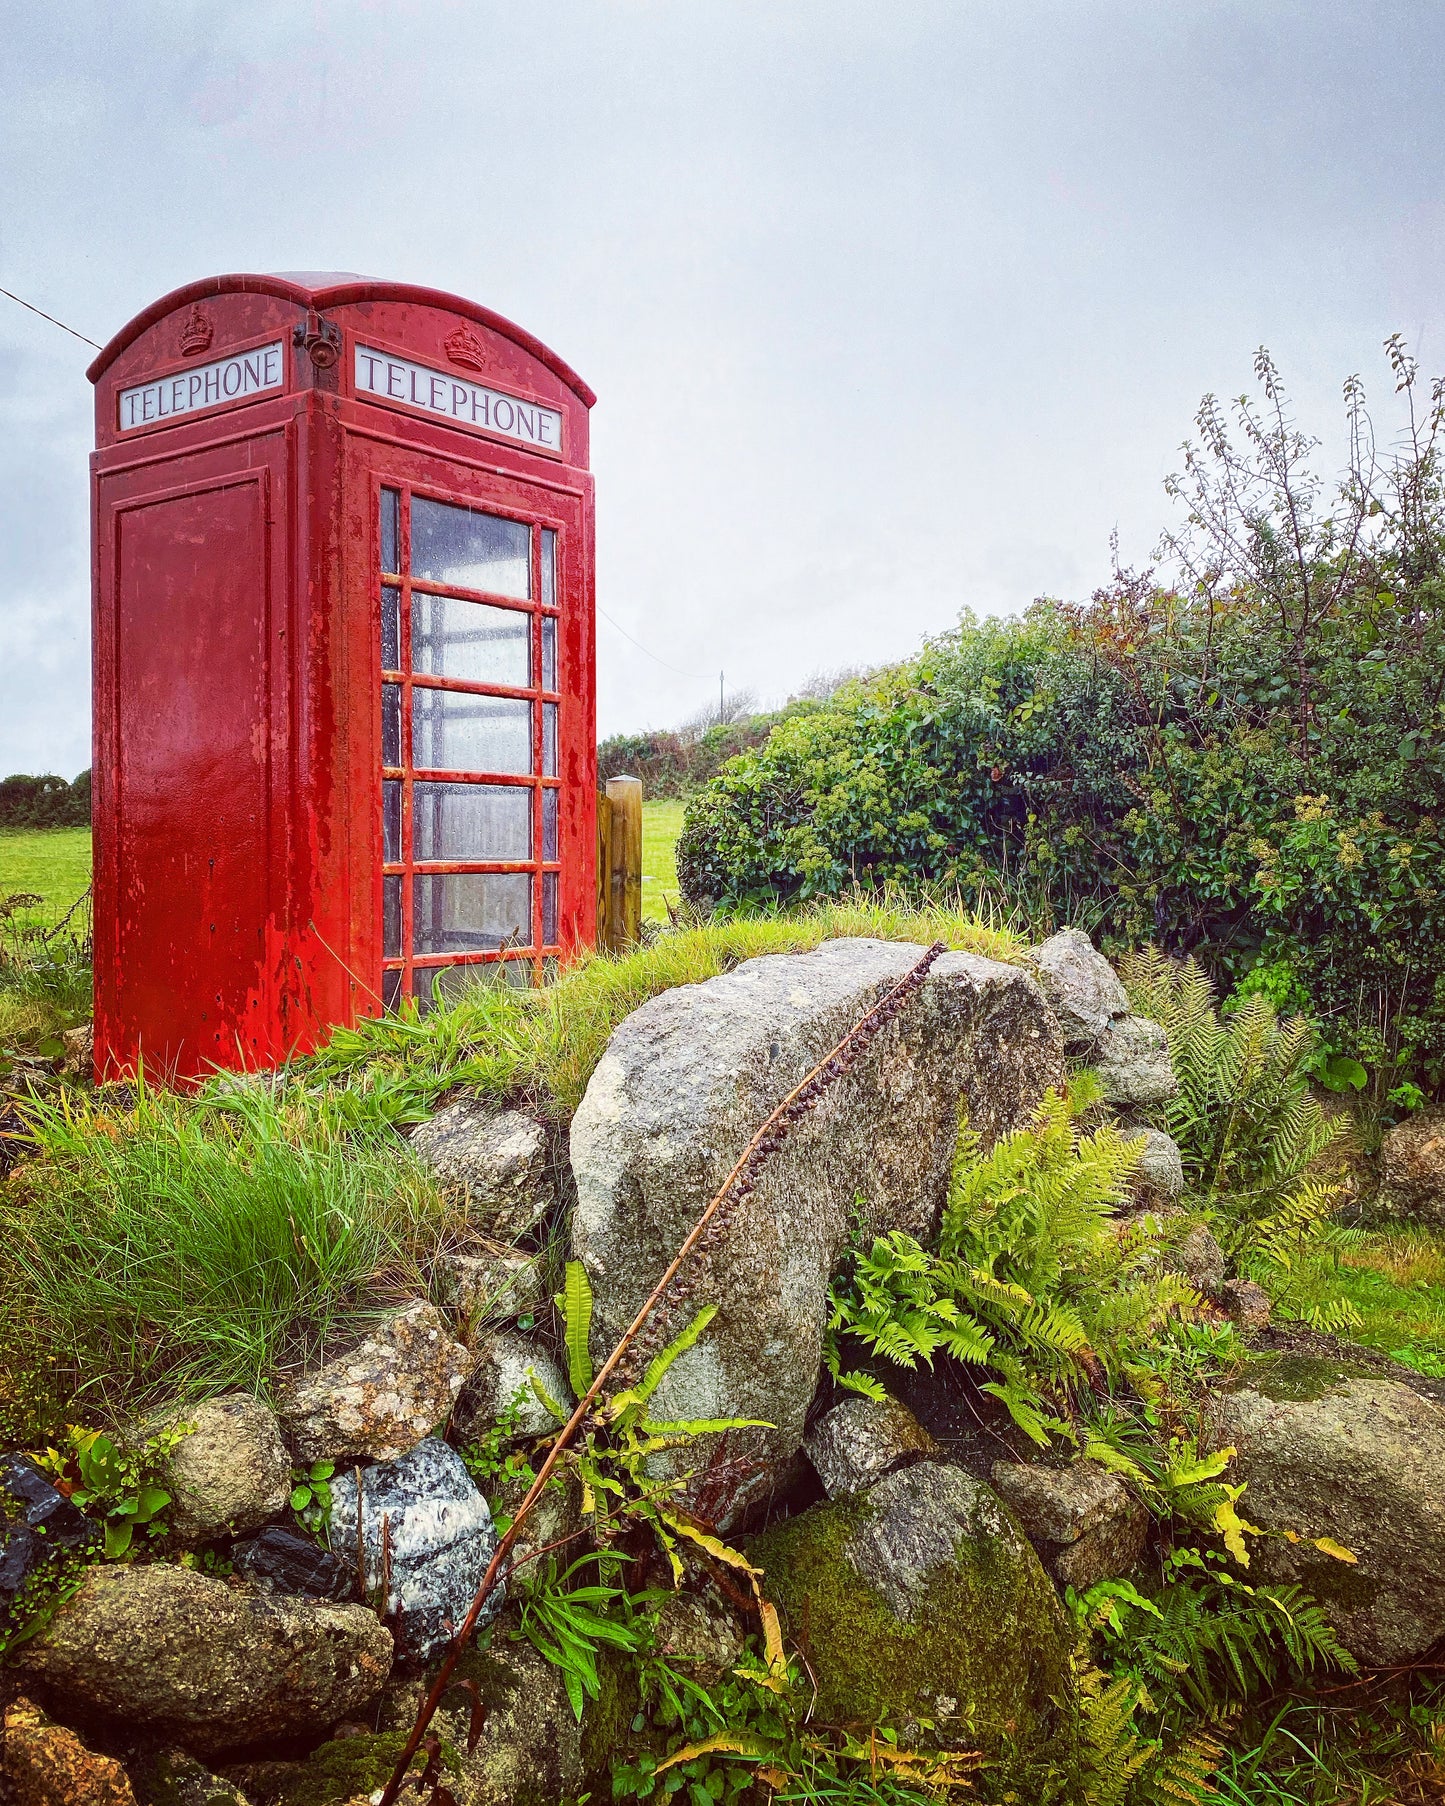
[93,426,294,1077]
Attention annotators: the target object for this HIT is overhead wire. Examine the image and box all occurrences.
[0,285,102,351]
[596,604,713,679]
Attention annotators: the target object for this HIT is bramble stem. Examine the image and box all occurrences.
[379,941,946,1805]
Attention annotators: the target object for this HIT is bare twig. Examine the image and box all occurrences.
[378,940,948,1805]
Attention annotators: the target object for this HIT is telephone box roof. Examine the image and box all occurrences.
[86,271,596,406]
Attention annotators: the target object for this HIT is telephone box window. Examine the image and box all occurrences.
[383,781,402,861]
[383,875,403,959]
[381,685,402,766]
[380,488,400,576]
[413,872,532,955]
[541,528,557,608]
[411,498,530,596]
[413,781,531,862]
[541,616,557,693]
[412,689,532,774]
[412,594,530,687]
[381,586,401,670]
[542,702,559,779]
[379,484,563,1010]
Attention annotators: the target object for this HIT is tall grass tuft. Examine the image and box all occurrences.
[303,888,1028,1123]
[0,1082,453,1419]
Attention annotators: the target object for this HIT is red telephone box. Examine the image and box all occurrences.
[88,273,596,1082]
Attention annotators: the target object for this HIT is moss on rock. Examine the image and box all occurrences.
[750,1463,1074,1753]
[224,1734,458,1806]
[1231,1353,1380,1405]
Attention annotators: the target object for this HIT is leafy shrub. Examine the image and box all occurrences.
[679,343,1445,1098]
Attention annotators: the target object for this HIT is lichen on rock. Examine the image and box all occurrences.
[749,1462,1074,1750]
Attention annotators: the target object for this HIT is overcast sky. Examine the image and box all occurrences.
[2,1,1443,778]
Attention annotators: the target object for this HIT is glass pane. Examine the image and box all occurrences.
[541,616,557,693]
[541,528,557,608]
[413,781,531,862]
[381,586,400,671]
[543,871,558,946]
[413,872,533,954]
[382,683,402,767]
[411,498,530,597]
[383,873,402,958]
[383,780,402,861]
[382,967,403,1012]
[542,787,558,860]
[412,690,531,774]
[542,702,558,778]
[412,594,530,687]
[380,488,399,574]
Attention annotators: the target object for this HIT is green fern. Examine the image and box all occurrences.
[561,1259,596,1397]
[826,1086,1198,1447]
[1118,951,1351,1262]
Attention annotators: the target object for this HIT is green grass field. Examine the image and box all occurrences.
[642,798,684,923]
[0,808,685,930]
[0,827,93,931]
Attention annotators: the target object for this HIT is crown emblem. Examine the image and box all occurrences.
[179,306,214,357]
[444,325,487,372]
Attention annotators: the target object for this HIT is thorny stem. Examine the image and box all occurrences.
[378,940,947,1804]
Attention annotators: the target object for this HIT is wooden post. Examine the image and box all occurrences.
[599,775,643,953]
[596,788,613,951]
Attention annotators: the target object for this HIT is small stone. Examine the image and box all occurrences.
[146,1394,292,1545]
[1218,1278,1272,1331]
[61,1022,94,1079]
[652,1590,746,1682]
[991,1459,1150,1590]
[452,1330,573,1444]
[989,1459,1126,1546]
[488,1468,583,1575]
[2,1695,136,1806]
[1215,1360,1445,1663]
[804,1395,939,1498]
[377,1640,587,1806]
[751,1462,1073,1752]
[231,1524,356,1602]
[410,1102,555,1243]
[1093,1015,1178,1107]
[435,1240,549,1327]
[328,1437,501,1663]
[277,1300,470,1463]
[1379,1111,1445,1224]
[142,1748,253,1806]
[1167,1223,1226,1296]
[1031,928,1131,1051]
[1128,1125,1185,1202]
[16,1563,393,1758]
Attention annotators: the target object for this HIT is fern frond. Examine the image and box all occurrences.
[562,1259,595,1397]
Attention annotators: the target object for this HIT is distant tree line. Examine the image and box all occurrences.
[0,771,92,828]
